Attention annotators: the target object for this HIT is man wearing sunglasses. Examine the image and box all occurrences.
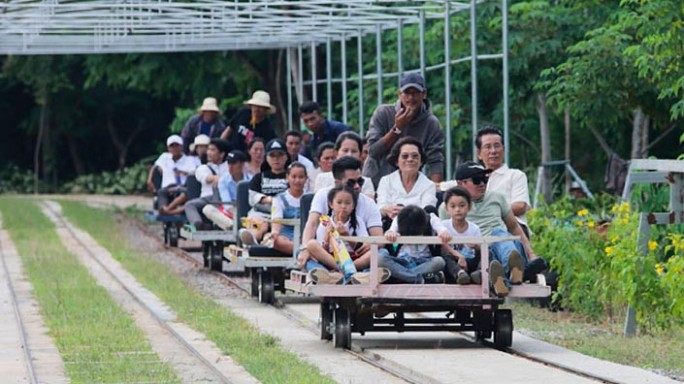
[451,161,545,297]
[299,157,385,271]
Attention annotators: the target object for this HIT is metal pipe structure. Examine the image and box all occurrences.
[502,0,510,165]
[376,24,383,107]
[397,18,403,86]
[470,0,479,161]
[311,41,318,102]
[287,47,293,130]
[341,33,348,124]
[326,37,333,118]
[358,30,365,136]
[297,44,304,108]
[419,10,426,79]
[444,1,452,179]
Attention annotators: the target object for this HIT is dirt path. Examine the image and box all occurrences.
[39,200,259,384]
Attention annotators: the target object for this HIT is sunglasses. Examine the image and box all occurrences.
[345,177,365,188]
[469,176,489,185]
[400,152,420,160]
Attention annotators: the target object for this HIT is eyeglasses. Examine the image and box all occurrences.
[345,177,365,188]
[400,152,421,160]
[481,143,503,151]
[468,176,489,185]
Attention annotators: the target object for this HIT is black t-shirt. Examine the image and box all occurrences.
[248,170,288,196]
[227,108,277,151]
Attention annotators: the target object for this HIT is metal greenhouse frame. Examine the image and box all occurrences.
[0,0,510,178]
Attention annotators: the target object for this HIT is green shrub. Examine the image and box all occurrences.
[529,195,684,332]
[61,159,153,195]
[0,164,35,193]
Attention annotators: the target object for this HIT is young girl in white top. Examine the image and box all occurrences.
[441,186,482,285]
[269,162,307,255]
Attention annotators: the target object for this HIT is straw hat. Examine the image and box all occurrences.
[198,97,220,113]
[244,90,277,114]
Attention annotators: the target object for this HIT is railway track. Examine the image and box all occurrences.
[134,219,612,384]
[41,201,257,384]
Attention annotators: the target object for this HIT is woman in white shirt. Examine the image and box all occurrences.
[376,136,437,219]
[314,131,375,199]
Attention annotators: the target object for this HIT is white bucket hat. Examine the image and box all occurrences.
[199,97,220,113]
[244,90,277,114]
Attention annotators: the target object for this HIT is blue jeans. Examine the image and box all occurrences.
[489,227,529,277]
[305,248,390,273]
[378,254,446,284]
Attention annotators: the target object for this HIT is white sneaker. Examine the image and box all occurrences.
[309,269,344,285]
[350,268,391,285]
[239,228,257,246]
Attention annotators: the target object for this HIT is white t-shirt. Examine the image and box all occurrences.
[487,164,530,226]
[315,214,369,252]
[442,219,481,259]
[311,185,382,229]
[376,170,437,210]
[388,212,447,260]
[271,190,301,219]
[154,153,197,188]
[195,162,228,198]
[314,172,375,199]
[297,154,316,178]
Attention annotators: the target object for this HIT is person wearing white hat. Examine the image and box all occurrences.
[180,97,227,154]
[146,134,198,215]
[189,134,211,167]
[221,90,277,152]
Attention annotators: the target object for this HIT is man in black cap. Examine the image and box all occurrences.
[363,72,445,187]
[202,149,252,230]
[184,138,231,230]
[446,161,547,297]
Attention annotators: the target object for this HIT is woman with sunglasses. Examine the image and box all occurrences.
[376,136,437,220]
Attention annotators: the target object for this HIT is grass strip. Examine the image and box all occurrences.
[508,301,684,377]
[60,200,335,384]
[0,197,179,383]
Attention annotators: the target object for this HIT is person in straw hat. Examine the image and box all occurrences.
[181,97,227,154]
[221,90,277,152]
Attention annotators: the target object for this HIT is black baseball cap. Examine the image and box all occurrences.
[455,161,492,180]
[400,72,426,92]
[226,150,249,163]
[265,138,287,155]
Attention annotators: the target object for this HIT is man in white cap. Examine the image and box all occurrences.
[189,134,211,167]
[181,97,227,154]
[221,90,277,152]
[363,72,445,187]
[146,134,198,215]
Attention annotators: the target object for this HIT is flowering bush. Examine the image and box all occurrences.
[529,195,684,332]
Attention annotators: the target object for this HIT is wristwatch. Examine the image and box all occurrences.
[392,126,402,135]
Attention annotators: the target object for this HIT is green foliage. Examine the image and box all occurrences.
[61,160,152,195]
[529,196,684,331]
[0,164,34,194]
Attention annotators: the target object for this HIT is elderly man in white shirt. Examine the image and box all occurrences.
[440,126,530,236]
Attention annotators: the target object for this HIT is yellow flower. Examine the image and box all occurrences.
[605,246,614,255]
[577,209,589,217]
[577,220,584,227]
[610,236,618,243]
[648,241,657,251]
[619,218,629,225]
[655,263,665,276]
[587,221,595,228]
[619,202,631,213]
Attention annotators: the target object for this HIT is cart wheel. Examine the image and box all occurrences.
[250,269,259,297]
[202,242,210,268]
[494,309,513,349]
[168,226,179,247]
[258,270,275,304]
[210,242,223,271]
[320,301,334,341]
[333,308,351,349]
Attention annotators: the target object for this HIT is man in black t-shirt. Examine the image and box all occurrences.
[221,90,277,151]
